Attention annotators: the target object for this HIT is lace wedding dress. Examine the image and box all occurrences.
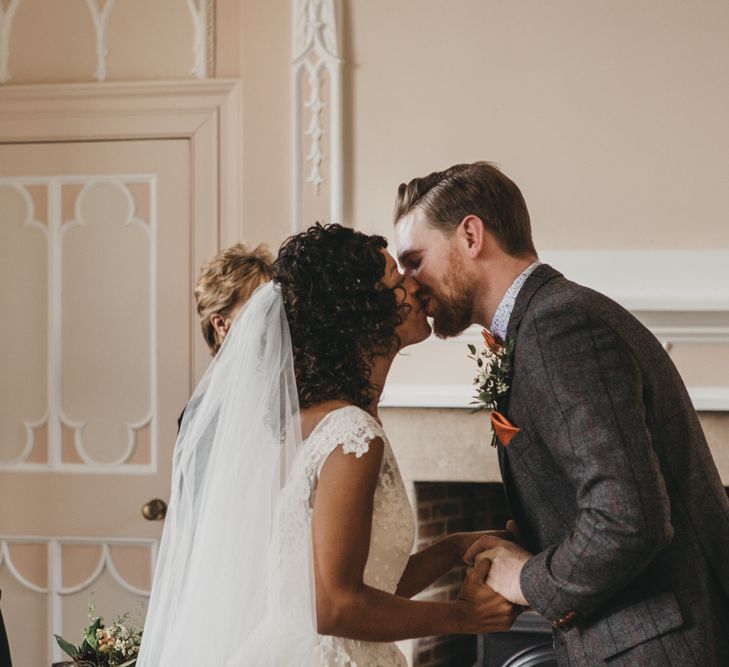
[139,286,417,667]
[234,405,415,666]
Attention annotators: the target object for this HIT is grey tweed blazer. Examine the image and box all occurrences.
[499,264,729,666]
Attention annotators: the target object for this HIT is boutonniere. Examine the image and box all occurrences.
[468,330,519,447]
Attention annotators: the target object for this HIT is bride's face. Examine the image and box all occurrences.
[380,249,432,349]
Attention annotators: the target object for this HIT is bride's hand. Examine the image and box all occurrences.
[456,557,519,634]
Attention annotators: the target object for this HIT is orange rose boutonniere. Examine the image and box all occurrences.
[468,330,520,447]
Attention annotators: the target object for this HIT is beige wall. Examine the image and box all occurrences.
[344,0,729,250]
[6,1,726,250]
[224,0,292,251]
[212,0,729,252]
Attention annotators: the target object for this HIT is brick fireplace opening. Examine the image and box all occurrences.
[413,482,511,667]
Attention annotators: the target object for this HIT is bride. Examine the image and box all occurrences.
[138,224,517,666]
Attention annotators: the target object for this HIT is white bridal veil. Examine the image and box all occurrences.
[138,282,317,666]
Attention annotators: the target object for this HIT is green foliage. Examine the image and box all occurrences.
[52,600,142,667]
[54,635,79,659]
[84,616,103,651]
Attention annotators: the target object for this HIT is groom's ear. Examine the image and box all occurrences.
[459,215,487,259]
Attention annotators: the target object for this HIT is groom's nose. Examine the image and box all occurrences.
[413,280,428,297]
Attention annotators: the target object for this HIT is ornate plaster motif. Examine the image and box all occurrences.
[0,0,22,84]
[83,0,118,82]
[292,0,343,230]
[186,0,211,78]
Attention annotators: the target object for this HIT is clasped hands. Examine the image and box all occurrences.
[455,521,532,632]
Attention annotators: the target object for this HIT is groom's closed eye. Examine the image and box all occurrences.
[398,252,421,272]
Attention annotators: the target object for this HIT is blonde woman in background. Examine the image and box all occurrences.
[195,242,273,356]
[177,243,273,430]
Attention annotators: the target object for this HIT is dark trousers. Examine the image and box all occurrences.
[0,605,11,667]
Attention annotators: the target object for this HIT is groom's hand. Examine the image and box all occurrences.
[457,557,519,633]
[462,533,508,566]
[456,530,509,566]
[462,520,525,564]
[476,540,531,607]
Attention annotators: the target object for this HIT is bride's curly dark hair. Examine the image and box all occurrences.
[273,223,406,410]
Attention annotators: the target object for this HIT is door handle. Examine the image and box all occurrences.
[142,498,167,521]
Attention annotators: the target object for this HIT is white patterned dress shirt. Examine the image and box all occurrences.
[490,261,541,342]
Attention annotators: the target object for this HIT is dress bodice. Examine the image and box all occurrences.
[268,405,414,666]
[235,406,415,667]
[309,407,415,595]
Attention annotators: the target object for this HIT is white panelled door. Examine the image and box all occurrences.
[0,139,196,665]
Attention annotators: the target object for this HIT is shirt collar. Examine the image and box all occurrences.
[489,260,541,342]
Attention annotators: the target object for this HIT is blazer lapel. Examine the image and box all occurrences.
[505,263,563,344]
[499,264,562,545]
[496,264,562,418]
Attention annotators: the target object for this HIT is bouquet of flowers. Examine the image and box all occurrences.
[54,602,142,667]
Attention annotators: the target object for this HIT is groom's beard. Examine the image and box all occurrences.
[428,255,475,339]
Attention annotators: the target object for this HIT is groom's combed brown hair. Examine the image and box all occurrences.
[393,161,536,258]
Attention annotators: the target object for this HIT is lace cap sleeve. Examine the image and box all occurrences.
[309,406,386,476]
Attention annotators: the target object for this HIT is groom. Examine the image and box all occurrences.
[394,162,729,665]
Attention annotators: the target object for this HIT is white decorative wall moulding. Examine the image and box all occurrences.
[538,250,729,312]
[291,0,344,232]
[0,535,154,663]
[0,0,212,83]
[0,79,241,242]
[0,0,21,84]
[186,0,213,79]
[380,383,729,413]
[83,0,118,82]
[0,175,158,474]
[0,80,243,445]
